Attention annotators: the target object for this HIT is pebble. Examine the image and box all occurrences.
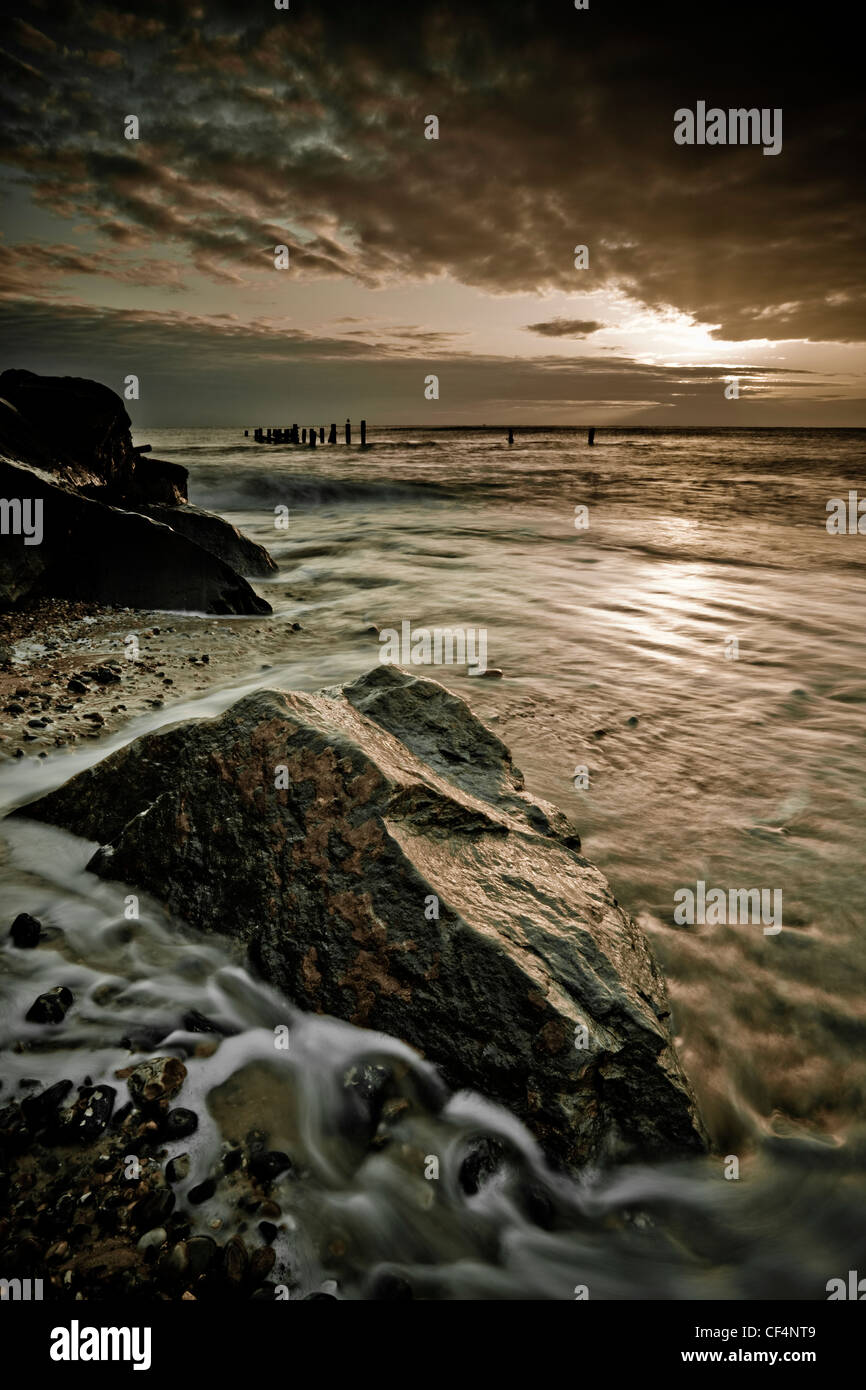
[162,1107,198,1140]
[25,985,73,1025]
[137,1226,167,1252]
[165,1153,191,1184]
[9,913,41,948]
[188,1178,216,1205]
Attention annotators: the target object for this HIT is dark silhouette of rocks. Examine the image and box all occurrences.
[0,370,273,613]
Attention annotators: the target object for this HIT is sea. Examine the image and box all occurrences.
[2,425,865,1299]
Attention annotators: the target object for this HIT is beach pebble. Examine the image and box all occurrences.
[186,1235,218,1275]
[25,985,73,1025]
[9,912,41,948]
[162,1107,198,1140]
[137,1227,167,1252]
[223,1236,248,1284]
[130,1189,175,1232]
[165,1153,191,1184]
[188,1178,216,1205]
[248,1150,292,1183]
[122,1056,188,1109]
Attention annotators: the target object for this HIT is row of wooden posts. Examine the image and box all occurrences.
[245,419,367,447]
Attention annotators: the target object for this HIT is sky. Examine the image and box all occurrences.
[0,0,863,426]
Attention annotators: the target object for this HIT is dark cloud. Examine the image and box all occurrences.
[0,0,860,344]
[0,294,847,426]
[526,320,605,338]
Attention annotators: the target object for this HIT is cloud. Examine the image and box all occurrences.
[525,319,605,338]
[0,0,860,347]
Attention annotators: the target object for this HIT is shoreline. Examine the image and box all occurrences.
[0,600,302,764]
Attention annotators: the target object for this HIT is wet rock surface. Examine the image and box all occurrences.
[19,665,707,1169]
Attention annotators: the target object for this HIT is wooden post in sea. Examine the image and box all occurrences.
[360,419,367,448]
[302,429,307,443]
[319,427,325,443]
[309,427,317,448]
[291,424,298,443]
[345,417,351,445]
[244,430,248,437]
[328,423,337,444]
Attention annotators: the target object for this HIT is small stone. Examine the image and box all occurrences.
[165,1153,191,1184]
[248,1150,292,1183]
[137,1226,167,1252]
[130,1188,175,1231]
[9,913,41,948]
[122,1056,187,1109]
[223,1235,248,1284]
[186,1235,218,1275]
[25,985,73,1025]
[249,1246,276,1283]
[162,1107,198,1140]
[188,1178,216,1205]
[67,678,88,694]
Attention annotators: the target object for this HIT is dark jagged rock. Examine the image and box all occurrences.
[17,666,708,1170]
[0,456,270,614]
[0,369,186,505]
[0,369,272,613]
[140,503,278,579]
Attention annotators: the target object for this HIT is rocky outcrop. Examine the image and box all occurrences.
[0,369,186,505]
[139,502,277,579]
[19,666,707,1169]
[0,370,273,613]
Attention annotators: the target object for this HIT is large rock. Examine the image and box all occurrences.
[139,503,277,579]
[0,458,270,614]
[0,370,273,612]
[17,666,707,1169]
[0,369,186,505]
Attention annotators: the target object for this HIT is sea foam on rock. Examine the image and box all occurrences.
[18,665,708,1169]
